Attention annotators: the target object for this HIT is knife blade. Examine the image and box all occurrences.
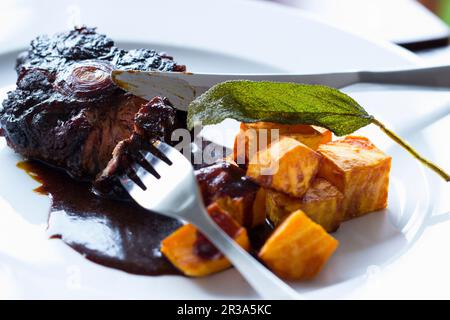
[111,70,359,111]
[111,64,450,111]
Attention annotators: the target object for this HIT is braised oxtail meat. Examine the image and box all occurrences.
[193,161,261,258]
[134,96,186,140]
[0,27,186,179]
[93,96,186,198]
[195,161,260,206]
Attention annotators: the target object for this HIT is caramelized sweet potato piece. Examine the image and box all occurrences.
[246,137,321,197]
[233,122,331,166]
[266,178,344,232]
[161,204,249,277]
[214,192,266,228]
[259,209,338,280]
[317,136,391,219]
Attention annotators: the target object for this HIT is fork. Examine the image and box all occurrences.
[119,140,301,300]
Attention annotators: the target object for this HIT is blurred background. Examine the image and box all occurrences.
[267,0,450,51]
[420,0,450,23]
[264,0,450,63]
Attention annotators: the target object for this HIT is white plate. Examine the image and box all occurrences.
[0,0,449,300]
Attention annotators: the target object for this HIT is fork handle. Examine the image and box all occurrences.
[189,206,301,300]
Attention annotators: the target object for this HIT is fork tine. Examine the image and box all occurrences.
[124,167,147,190]
[153,141,188,164]
[133,151,161,179]
[120,143,175,192]
[140,140,172,165]
[135,150,172,189]
[140,149,172,170]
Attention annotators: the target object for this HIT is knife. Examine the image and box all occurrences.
[111,65,450,111]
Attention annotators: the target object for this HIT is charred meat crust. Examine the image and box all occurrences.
[0,27,186,179]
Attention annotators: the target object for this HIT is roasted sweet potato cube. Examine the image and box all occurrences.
[259,209,338,280]
[288,126,332,150]
[161,204,250,277]
[214,190,266,228]
[246,136,321,197]
[233,122,331,166]
[317,136,391,220]
[266,178,344,232]
[265,190,291,226]
[300,178,345,232]
[242,122,332,150]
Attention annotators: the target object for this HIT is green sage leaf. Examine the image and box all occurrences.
[187,80,374,136]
